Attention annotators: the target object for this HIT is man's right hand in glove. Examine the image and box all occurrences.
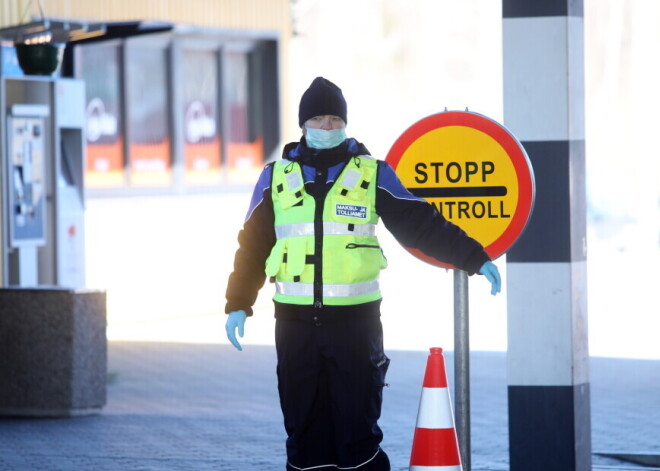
[225,310,247,351]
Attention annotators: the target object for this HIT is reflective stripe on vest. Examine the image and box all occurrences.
[275,221,377,239]
[275,280,380,299]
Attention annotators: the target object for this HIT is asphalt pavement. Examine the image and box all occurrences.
[1,340,659,471]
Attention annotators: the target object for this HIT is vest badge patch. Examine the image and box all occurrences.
[335,204,367,219]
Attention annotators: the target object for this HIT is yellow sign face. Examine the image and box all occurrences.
[395,125,518,247]
[386,111,534,268]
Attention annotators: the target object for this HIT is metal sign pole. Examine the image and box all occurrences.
[454,269,471,471]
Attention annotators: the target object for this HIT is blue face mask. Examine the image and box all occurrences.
[305,127,346,149]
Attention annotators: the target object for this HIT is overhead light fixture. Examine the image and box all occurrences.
[0,19,106,46]
[0,18,105,76]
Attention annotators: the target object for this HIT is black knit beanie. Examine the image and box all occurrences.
[298,77,347,127]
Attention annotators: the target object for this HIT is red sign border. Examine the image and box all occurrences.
[385,110,535,268]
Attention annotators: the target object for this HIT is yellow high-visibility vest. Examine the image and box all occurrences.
[266,156,387,306]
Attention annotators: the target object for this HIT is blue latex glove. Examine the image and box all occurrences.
[225,310,247,351]
[479,261,501,296]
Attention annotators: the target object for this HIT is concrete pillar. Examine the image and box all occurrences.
[502,1,591,471]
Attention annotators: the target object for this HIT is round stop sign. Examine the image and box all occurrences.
[385,110,535,268]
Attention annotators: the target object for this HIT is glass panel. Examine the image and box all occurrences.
[182,49,221,185]
[225,49,263,184]
[79,44,124,188]
[126,46,172,187]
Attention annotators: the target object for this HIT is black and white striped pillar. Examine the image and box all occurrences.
[503,1,591,471]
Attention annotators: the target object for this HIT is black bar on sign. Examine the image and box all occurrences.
[408,186,508,198]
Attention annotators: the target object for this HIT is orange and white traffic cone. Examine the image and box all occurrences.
[409,347,462,471]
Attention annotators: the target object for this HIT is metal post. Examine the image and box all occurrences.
[454,269,470,470]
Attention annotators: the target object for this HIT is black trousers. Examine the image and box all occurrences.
[275,314,391,471]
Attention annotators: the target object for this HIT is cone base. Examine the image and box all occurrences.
[410,427,461,467]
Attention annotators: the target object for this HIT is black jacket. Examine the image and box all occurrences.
[225,138,490,321]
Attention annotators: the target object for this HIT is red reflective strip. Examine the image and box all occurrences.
[409,427,461,467]
[422,351,448,388]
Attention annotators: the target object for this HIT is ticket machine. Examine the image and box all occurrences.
[1,76,86,288]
